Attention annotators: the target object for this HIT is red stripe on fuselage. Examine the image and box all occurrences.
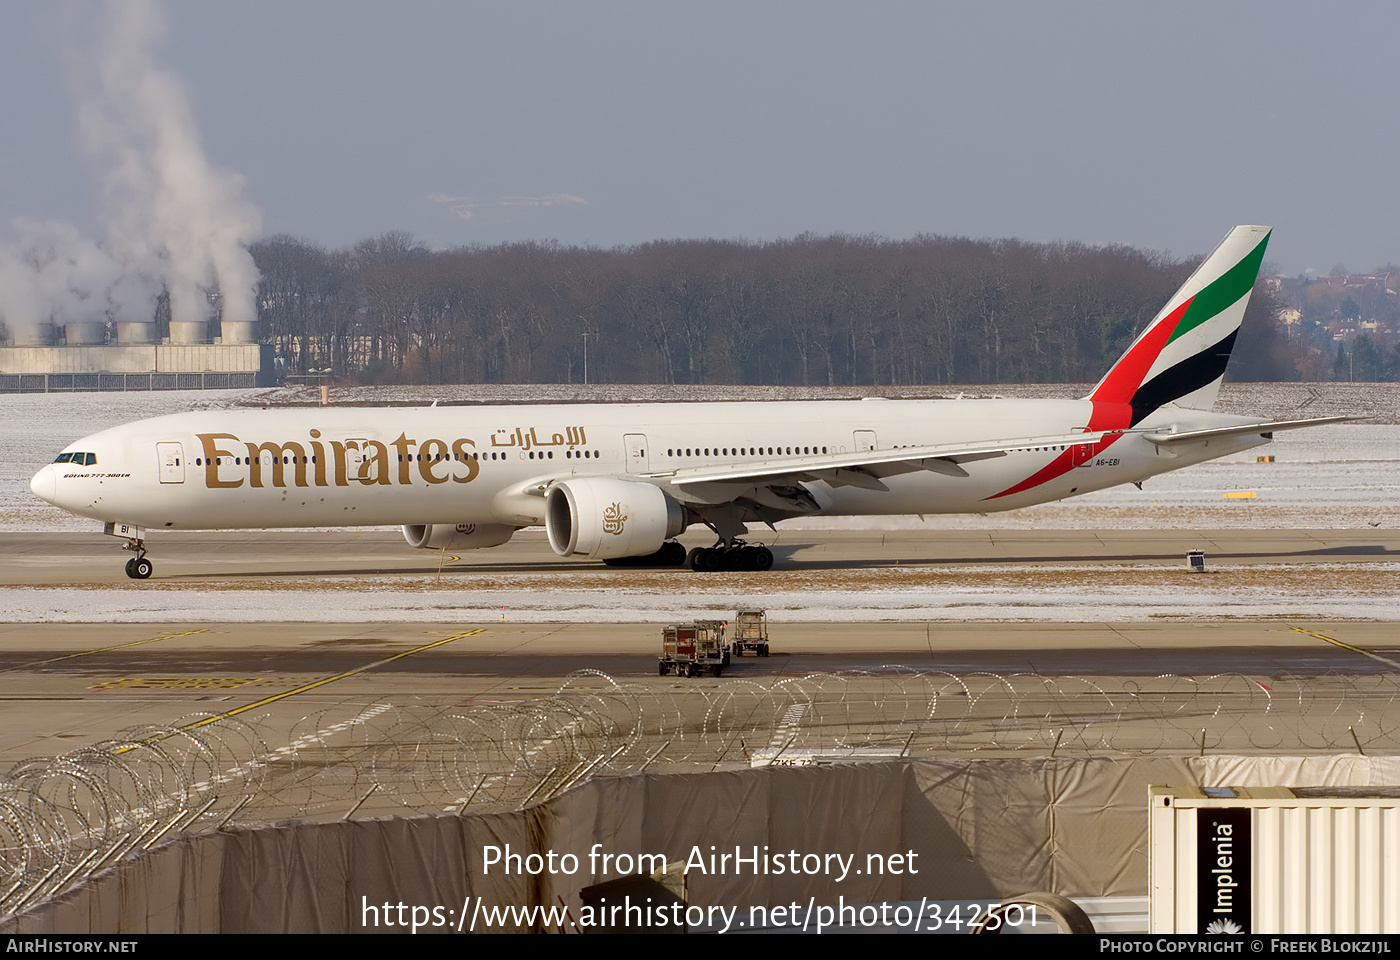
[984,401,1131,501]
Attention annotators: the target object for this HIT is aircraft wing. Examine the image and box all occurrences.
[659,430,1120,492]
[1142,415,1359,446]
[657,415,1358,494]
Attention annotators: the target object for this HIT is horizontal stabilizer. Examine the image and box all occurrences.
[1143,415,1360,446]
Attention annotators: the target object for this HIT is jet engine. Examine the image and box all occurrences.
[401,523,516,551]
[545,478,687,560]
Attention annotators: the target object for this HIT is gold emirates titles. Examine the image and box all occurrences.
[194,424,589,489]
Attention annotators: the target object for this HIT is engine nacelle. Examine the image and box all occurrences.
[401,522,516,551]
[545,478,686,560]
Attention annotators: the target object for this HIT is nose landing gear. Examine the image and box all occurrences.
[104,522,153,579]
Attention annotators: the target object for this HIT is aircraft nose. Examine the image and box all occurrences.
[29,464,57,505]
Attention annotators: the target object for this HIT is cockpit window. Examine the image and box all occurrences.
[53,452,96,466]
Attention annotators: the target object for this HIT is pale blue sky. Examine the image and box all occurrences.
[2,0,1397,275]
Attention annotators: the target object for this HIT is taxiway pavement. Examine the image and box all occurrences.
[1,527,1396,763]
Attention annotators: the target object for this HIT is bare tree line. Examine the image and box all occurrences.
[251,232,1299,385]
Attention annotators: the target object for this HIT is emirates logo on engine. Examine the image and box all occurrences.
[602,501,628,536]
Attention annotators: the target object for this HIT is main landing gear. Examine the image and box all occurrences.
[600,539,775,572]
[686,541,774,572]
[602,540,688,567]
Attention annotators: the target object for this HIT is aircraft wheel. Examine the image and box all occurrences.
[691,548,721,572]
[662,541,687,566]
[124,558,137,579]
[687,547,705,571]
[132,558,153,580]
[752,546,774,571]
[720,547,746,571]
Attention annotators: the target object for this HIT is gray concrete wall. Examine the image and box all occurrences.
[0,343,263,375]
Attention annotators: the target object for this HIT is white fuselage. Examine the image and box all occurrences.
[30,397,1268,533]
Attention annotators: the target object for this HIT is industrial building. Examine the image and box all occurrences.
[0,316,274,391]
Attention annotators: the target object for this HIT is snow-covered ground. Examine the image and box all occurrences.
[1,562,1398,623]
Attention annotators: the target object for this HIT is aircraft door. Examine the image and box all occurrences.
[853,430,878,452]
[1071,428,1095,468]
[624,434,650,473]
[157,442,185,483]
[345,439,372,482]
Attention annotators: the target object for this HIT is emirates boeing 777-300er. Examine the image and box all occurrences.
[30,225,1347,578]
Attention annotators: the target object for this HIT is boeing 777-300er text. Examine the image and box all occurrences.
[30,225,1348,578]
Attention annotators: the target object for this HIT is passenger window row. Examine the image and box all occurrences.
[189,450,605,466]
[665,446,828,458]
[193,453,483,466]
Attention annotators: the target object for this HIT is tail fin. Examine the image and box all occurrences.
[1088,225,1270,423]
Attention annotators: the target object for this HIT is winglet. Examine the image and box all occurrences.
[1088,225,1271,422]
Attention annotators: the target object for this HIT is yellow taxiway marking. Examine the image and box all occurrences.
[1292,627,1400,671]
[2,629,209,673]
[181,629,487,731]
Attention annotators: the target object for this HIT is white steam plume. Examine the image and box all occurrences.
[0,0,261,338]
